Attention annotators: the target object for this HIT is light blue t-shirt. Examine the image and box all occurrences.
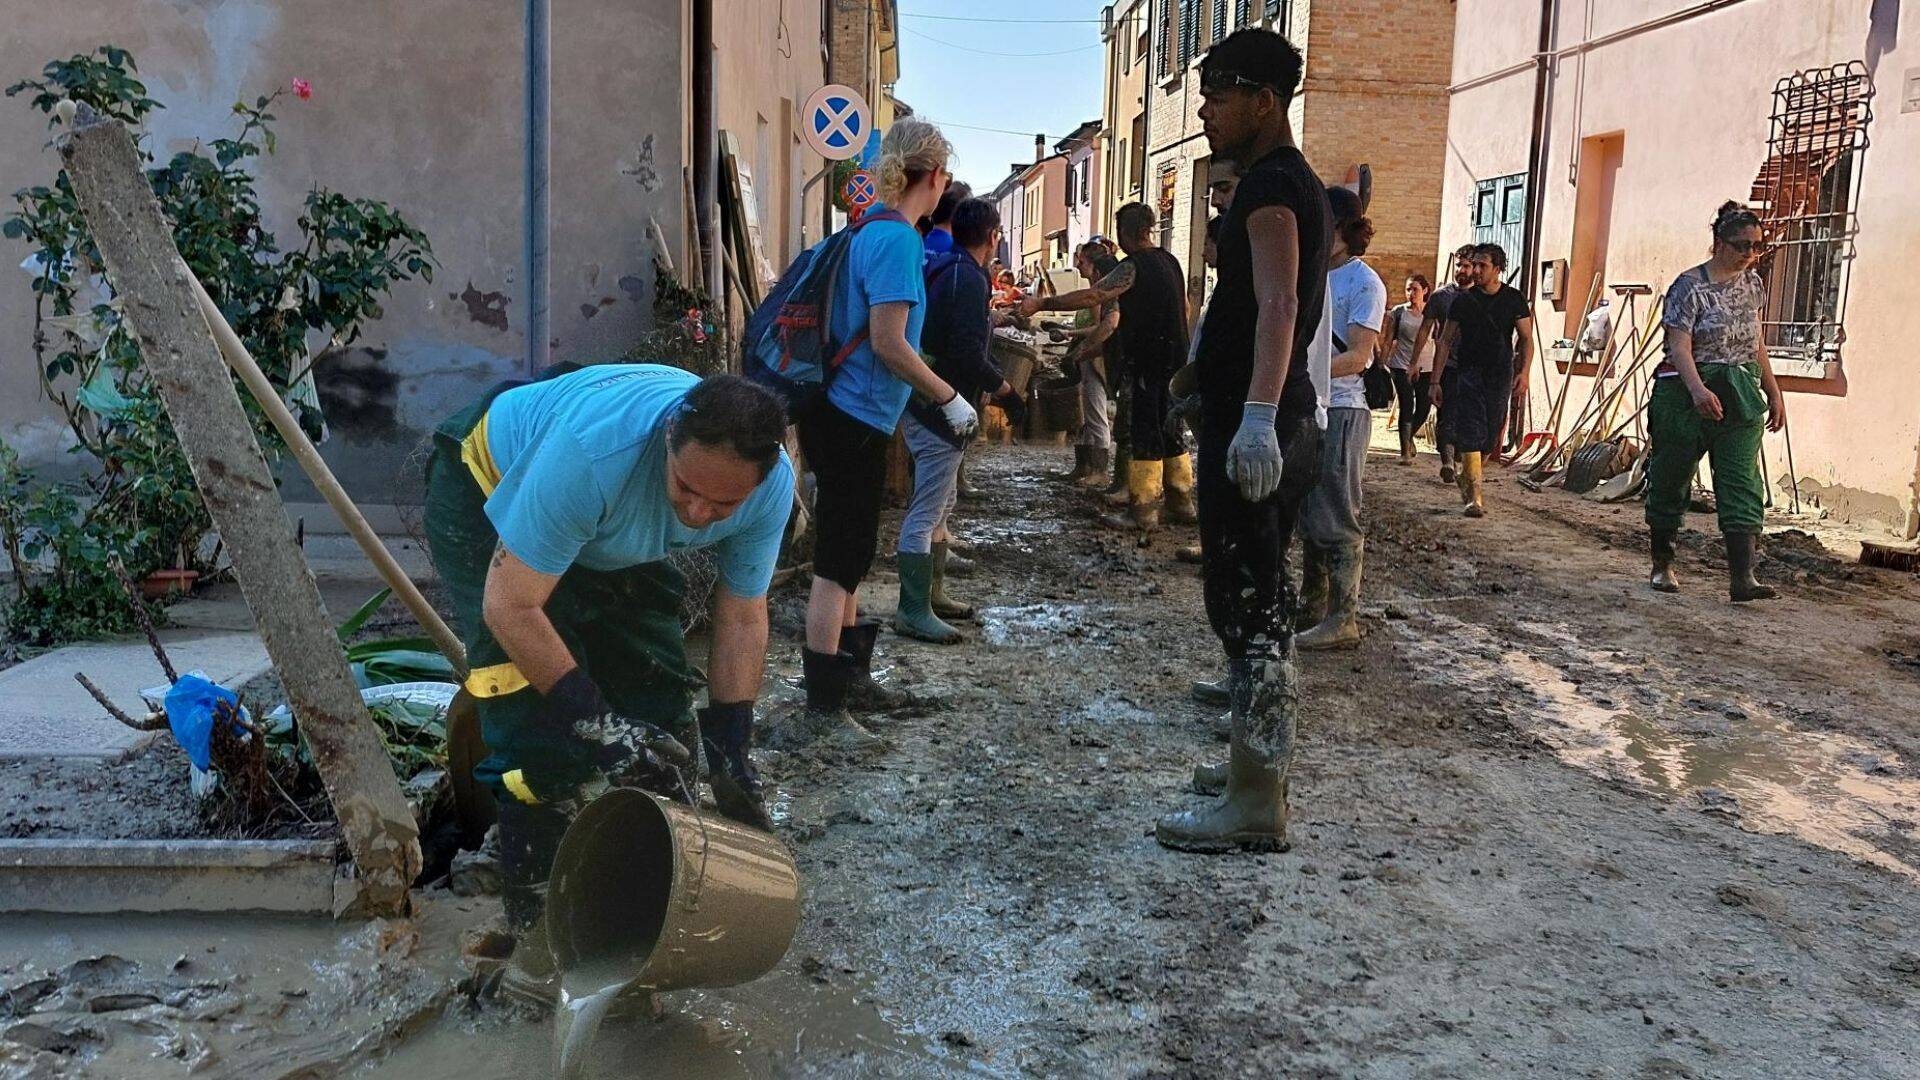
[482,364,794,598]
[826,207,926,433]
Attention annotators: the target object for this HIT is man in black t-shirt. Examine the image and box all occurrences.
[1416,245,1477,482]
[1434,242,1534,516]
[1023,203,1195,531]
[1155,27,1330,856]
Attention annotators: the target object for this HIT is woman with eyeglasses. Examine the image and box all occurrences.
[1644,200,1788,602]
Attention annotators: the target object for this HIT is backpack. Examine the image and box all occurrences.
[744,209,910,410]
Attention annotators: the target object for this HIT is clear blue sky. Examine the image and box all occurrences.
[891,3,1108,195]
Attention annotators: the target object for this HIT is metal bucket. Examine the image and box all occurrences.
[545,788,801,995]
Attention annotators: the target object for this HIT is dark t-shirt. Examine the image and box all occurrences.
[1115,246,1188,381]
[1426,283,1462,326]
[1198,145,1330,425]
[1447,284,1531,377]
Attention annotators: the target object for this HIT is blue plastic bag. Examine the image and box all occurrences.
[162,673,243,773]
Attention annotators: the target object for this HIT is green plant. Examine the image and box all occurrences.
[333,587,458,687]
[0,47,434,648]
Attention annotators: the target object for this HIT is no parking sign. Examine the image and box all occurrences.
[802,84,872,162]
[843,170,877,215]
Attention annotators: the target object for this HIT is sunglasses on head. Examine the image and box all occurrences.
[1200,71,1277,95]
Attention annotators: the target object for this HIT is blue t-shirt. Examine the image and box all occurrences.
[923,228,956,257]
[482,364,794,598]
[826,207,926,433]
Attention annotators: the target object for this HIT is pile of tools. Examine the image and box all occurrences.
[1515,281,1661,502]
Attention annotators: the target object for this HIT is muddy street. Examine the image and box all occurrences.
[736,441,1920,1078]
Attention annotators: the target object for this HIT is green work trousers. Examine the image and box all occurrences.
[422,383,701,807]
[1644,363,1769,535]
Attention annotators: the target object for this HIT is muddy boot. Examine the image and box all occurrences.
[841,619,918,714]
[1649,527,1681,593]
[1163,453,1199,525]
[495,800,572,1008]
[1398,423,1417,466]
[1175,543,1203,564]
[792,646,884,750]
[1438,443,1457,485]
[1190,760,1227,796]
[1190,675,1230,708]
[1726,531,1778,603]
[697,702,774,831]
[1057,445,1091,483]
[955,450,981,502]
[1296,544,1363,651]
[1100,459,1163,531]
[1103,445,1131,502]
[929,541,976,623]
[893,551,964,644]
[1075,447,1112,490]
[1157,657,1296,853]
[942,548,975,578]
[1295,544,1330,632]
[1458,451,1486,517]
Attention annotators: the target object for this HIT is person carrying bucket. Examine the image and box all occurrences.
[421,364,794,989]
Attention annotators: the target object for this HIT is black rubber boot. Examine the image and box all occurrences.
[1076,447,1111,490]
[1726,532,1778,602]
[1058,445,1090,482]
[1649,527,1681,593]
[789,646,883,751]
[841,619,917,714]
[697,702,774,831]
[496,799,573,1006]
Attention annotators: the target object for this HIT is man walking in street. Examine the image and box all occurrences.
[1160,27,1329,853]
[1021,203,1196,531]
[422,364,793,980]
[1296,187,1385,651]
[1413,245,1476,482]
[1433,243,1534,516]
[1053,239,1124,486]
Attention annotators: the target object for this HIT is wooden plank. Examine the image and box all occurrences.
[60,108,420,918]
[720,132,775,301]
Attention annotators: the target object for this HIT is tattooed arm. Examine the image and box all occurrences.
[1022,261,1137,317]
[481,542,576,692]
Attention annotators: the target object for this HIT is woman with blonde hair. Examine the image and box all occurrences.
[796,118,976,744]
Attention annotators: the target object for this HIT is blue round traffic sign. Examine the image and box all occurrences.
[803,84,872,162]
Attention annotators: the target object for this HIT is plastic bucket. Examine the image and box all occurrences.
[1038,380,1084,433]
[545,788,801,995]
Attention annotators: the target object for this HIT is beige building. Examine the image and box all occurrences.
[1443,0,1917,534]
[0,0,845,506]
[1019,149,1072,274]
[1100,0,1152,222]
[1132,0,1456,312]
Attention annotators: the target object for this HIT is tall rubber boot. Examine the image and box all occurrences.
[1649,527,1681,593]
[1190,674,1230,708]
[1295,544,1330,632]
[955,448,981,502]
[1458,451,1486,517]
[1057,445,1091,483]
[1103,445,1131,504]
[929,541,976,623]
[495,799,572,1007]
[841,619,917,714]
[1076,447,1111,490]
[892,551,963,644]
[1398,423,1417,466]
[1726,532,1778,602]
[1163,453,1199,525]
[1297,543,1363,650]
[1158,656,1296,853]
[1101,459,1164,531]
[796,646,884,750]
[1439,443,1457,485]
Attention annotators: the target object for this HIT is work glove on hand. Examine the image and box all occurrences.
[698,701,774,832]
[939,391,980,439]
[1226,402,1284,502]
[1164,394,1201,445]
[537,668,694,809]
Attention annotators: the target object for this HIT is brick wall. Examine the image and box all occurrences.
[828,0,873,103]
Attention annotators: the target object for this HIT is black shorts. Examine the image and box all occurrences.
[796,397,891,592]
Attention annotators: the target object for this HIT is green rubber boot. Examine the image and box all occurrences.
[892,551,964,644]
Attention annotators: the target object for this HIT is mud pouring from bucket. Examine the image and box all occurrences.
[541,787,803,1078]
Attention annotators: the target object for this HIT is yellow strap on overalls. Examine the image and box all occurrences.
[460,411,502,496]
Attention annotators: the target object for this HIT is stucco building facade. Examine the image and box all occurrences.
[1442,0,1917,534]
[1,0,843,510]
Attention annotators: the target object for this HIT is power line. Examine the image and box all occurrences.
[903,27,1101,57]
[900,12,1107,24]
[922,116,1060,138]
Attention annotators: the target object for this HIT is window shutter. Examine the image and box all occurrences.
[1156,0,1174,78]
[1213,0,1229,42]
[1235,0,1252,29]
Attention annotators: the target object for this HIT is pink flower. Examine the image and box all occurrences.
[291,78,312,100]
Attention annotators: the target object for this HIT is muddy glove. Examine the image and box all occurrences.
[938,391,980,439]
[535,669,693,809]
[698,702,774,831]
[1226,401,1283,502]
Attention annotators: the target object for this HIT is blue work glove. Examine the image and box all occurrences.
[1226,402,1283,502]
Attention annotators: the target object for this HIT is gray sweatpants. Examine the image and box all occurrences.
[1077,357,1111,450]
[898,413,964,555]
[1301,406,1369,550]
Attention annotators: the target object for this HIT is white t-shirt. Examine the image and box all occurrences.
[1325,258,1388,411]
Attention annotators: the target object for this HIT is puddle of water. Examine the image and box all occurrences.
[977,603,1088,648]
[954,519,1063,555]
[357,968,952,1079]
[1400,615,1920,879]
